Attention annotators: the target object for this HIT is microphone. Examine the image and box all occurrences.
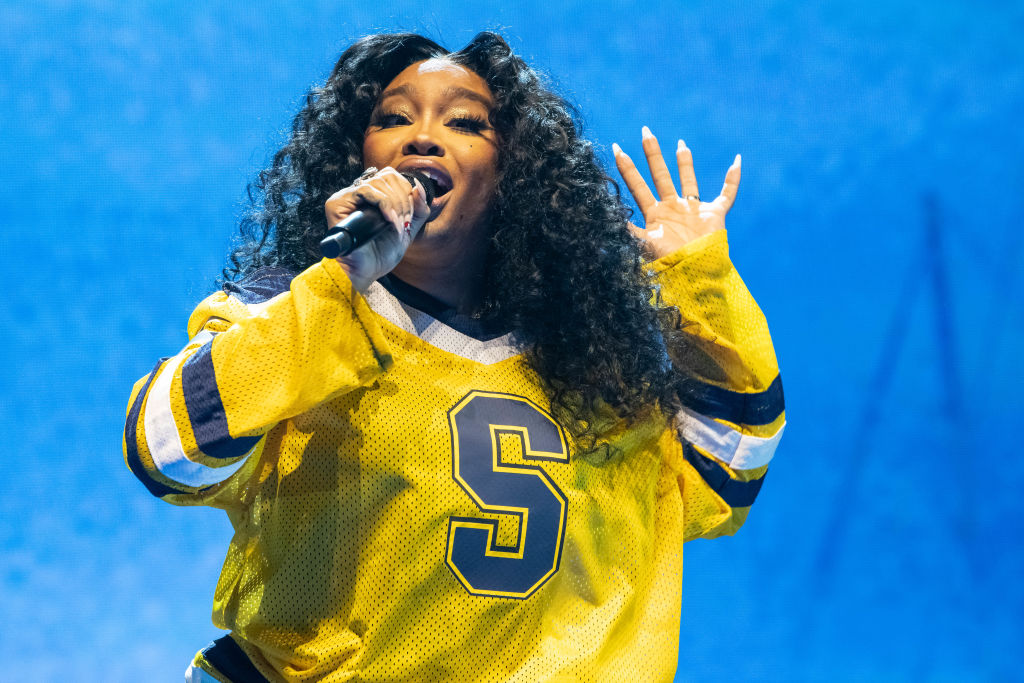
[319,170,438,259]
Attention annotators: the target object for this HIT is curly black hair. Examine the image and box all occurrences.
[226,31,698,454]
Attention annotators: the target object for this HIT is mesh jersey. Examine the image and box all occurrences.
[123,230,784,682]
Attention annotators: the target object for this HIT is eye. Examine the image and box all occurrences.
[374,112,410,128]
[448,116,488,133]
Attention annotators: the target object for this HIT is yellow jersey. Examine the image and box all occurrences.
[123,230,784,682]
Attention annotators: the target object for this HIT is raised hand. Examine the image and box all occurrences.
[613,126,741,259]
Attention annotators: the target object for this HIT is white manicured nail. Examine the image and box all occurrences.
[642,125,653,140]
[612,142,622,156]
[734,153,741,165]
[678,139,687,151]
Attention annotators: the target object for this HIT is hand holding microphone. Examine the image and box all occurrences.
[322,167,436,293]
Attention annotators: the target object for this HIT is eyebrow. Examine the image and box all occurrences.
[379,84,493,108]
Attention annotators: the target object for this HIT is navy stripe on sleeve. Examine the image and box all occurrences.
[683,443,766,508]
[181,341,262,460]
[677,373,784,426]
[201,635,270,683]
[124,359,186,498]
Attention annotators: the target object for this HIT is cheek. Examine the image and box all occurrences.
[461,171,497,211]
[464,152,499,198]
[361,141,377,166]
[361,135,391,168]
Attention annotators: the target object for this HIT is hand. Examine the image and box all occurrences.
[324,167,431,292]
[612,126,741,260]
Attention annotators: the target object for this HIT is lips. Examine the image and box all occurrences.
[425,192,450,222]
[397,161,453,198]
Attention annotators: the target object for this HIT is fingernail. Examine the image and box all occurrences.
[642,125,653,140]
[678,139,687,151]
[734,153,742,165]
[612,142,622,156]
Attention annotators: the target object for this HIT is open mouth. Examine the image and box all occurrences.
[399,162,453,201]
[419,168,453,198]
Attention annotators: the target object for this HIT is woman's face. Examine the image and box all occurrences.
[362,58,499,258]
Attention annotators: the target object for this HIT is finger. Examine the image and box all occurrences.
[612,143,657,214]
[409,179,430,226]
[712,154,742,214]
[368,171,414,230]
[352,185,402,228]
[676,140,700,200]
[377,169,413,221]
[641,126,678,200]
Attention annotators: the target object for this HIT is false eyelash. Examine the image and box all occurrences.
[372,111,489,133]
[372,111,410,127]
[448,115,489,132]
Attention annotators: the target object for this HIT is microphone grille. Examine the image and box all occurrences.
[401,170,438,206]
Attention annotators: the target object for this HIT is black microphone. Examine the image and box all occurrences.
[319,170,438,259]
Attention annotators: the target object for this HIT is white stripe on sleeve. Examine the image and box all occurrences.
[143,330,248,487]
[675,406,785,470]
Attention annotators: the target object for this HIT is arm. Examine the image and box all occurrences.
[651,231,784,540]
[613,127,784,541]
[122,258,393,507]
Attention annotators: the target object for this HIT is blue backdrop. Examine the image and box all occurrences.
[2,1,1021,680]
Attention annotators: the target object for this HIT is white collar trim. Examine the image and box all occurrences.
[363,281,520,365]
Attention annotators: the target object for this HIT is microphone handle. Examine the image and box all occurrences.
[320,171,437,259]
[319,210,388,259]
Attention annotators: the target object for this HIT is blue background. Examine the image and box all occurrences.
[2,1,1022,680]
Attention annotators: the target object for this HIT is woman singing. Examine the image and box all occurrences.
[123,31,785,682]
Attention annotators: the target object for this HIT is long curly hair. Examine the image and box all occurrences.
[226,31,697,453]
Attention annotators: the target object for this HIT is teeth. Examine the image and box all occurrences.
[411,167,451,193]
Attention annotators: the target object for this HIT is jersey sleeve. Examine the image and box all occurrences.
[122,258,393,508]
[649,229,785,541]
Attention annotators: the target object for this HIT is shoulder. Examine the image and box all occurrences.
[222,267,297,304]
[185,267,298,336]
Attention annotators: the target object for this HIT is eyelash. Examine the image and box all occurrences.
[374,112,489,133]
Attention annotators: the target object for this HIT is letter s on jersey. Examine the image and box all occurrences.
[445,391,569,598]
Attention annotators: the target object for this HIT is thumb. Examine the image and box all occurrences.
[626,221,657,259]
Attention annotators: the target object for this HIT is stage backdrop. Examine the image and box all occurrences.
[1,1,1021,680]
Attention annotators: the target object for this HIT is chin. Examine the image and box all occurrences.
[406,220,454,254]
[408,213,489,260]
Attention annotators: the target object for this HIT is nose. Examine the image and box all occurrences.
[402,126,444,157]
